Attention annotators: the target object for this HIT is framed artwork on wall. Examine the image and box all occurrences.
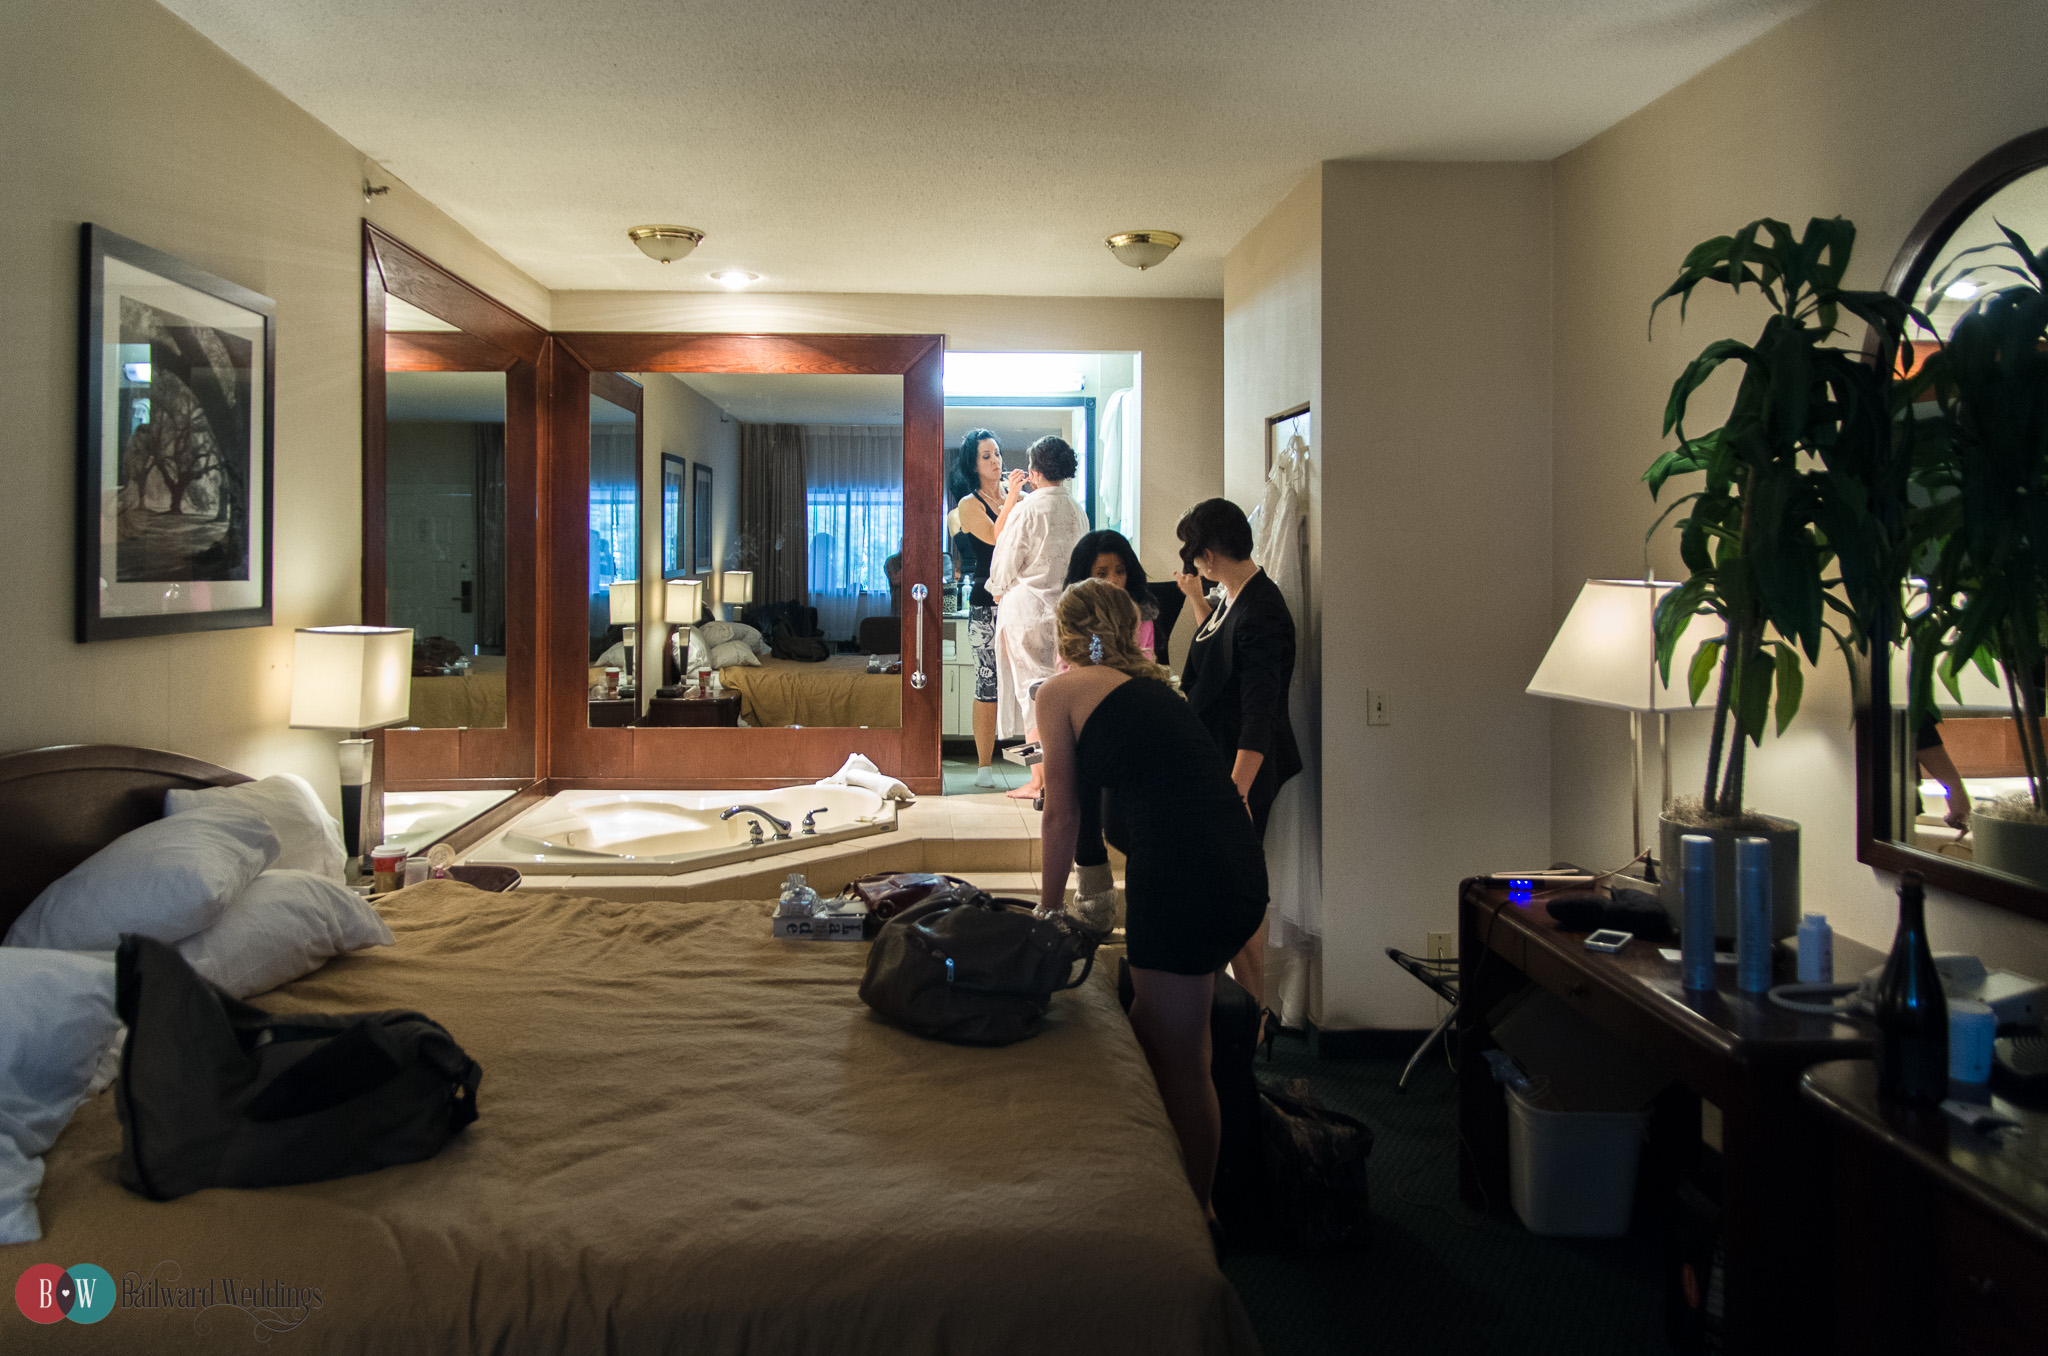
[661,453,688,578]
[692,462,714,574]
[77,223,274,641]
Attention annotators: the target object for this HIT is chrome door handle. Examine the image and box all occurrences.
[911,584,928,690]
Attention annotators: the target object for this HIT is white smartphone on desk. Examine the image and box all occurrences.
[1584,929,1632,954]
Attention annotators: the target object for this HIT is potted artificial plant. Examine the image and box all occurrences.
[1907,226,2048,881]
[1644,217,1916,937]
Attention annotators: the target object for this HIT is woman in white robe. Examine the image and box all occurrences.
[987,436,1089,746]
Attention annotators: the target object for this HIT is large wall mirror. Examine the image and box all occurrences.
[362,226,547,844]
[1860,128,2048,924]
[548,334,943,792]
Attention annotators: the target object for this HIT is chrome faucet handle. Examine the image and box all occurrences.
[747,820,765,846]
[802,807,830,835]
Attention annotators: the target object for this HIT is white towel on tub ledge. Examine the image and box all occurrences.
[817,754,914,804]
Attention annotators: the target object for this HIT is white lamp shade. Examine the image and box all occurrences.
[609,580,639,626]
[720,570,754,606]
[290,627,414,730]
[1527,580,1721,713]
[664,578,703,623]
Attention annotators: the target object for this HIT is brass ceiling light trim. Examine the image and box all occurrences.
[1106,230,1183,270]
[628,225,706,264]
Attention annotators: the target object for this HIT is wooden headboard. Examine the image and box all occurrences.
[0,744,249,941]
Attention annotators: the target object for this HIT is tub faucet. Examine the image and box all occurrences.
[802,808,830,835]
[721,805,792,841]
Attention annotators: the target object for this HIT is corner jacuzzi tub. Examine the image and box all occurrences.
[463,786,896,875]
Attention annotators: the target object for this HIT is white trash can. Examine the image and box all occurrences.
[1506,1085,1648,1238]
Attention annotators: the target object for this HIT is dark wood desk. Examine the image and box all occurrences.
[1457,878,1880,1353]
[587,696,637,728]
[1803,1060,2048,1356]
[646,692,742,727]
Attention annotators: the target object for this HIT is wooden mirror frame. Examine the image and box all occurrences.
[1856,127,2048,925]
[362,224,549,791]
[546,333,945,794]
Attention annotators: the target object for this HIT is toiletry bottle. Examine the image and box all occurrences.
[777,872,821,919]
[1875,871,1948,1104]
[1796,914,1833,984]
[1680,834,1716,992]
[1734,837,1772,994]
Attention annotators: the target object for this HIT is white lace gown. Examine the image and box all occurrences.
[987,485,1089,739]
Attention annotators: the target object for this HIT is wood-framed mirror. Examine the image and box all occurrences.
[361,225,548,845]
[1858,127,2048,925]
[546,333,944,793]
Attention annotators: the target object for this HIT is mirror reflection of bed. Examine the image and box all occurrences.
[588,372,905,730]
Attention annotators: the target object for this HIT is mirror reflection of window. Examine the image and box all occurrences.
[384,368,508,730]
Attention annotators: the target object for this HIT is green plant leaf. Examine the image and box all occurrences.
[1773,643,1804,734]
[1687,637,1724,705]
[1737,647,1776,745]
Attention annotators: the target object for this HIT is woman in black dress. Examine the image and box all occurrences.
[1037,579,1267,1222]
[949,429,1009,786]
[1173,497,1301,1023]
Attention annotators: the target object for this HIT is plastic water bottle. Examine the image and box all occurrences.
[1681,834,1716,992]
[1796,914,1833,984]
[777,872,821,919]
[1734,837,1772,994]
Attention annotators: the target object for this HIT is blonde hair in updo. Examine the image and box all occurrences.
[1056,579,1170,682]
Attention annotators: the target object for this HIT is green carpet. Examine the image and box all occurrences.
[1220,1040,1678,1356]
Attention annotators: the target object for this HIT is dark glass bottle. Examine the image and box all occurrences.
[1874,871,1948,1104]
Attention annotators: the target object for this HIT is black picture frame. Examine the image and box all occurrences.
[661,454,688,578]
[78,224,275,641]
[692,461,714,574]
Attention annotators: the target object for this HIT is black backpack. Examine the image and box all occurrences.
[859,888,1102,1045]
[113,934,481,1201]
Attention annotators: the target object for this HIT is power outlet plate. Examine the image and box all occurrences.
[1427,931,1454,962]
[1367,690,1391,726]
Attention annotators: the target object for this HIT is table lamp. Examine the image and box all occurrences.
[289,625,413,869]
[609,580,639,683]
[720,570,753,617]
[664,579,704,686]
[1527,580,1719,871]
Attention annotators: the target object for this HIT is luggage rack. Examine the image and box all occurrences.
[1385,947,1459,1092]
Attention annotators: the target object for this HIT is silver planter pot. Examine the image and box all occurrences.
[1971,809,2048,885]
[1657,813,1801,942]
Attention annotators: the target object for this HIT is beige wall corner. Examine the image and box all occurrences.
[0,0,543,806]
[1550,0,2048,974]
[1316,160,1556,1029]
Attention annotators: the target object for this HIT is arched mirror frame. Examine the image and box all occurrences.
[546,332,945,795]
[1857,126,2048,925]
[361,224,549,793]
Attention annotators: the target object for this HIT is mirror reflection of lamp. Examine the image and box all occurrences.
[1526,580,1719,879]
[720,570,753,619]
[609,580,639,688]
[289,626,414,875]
[664,578,704,688]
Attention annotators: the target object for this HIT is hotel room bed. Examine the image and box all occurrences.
[6,748,1254,1355]
[717,653,903,728]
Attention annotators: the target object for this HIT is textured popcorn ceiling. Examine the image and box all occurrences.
[161,0,1812,297]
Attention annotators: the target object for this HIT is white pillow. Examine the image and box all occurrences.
[4,804,278,951]
[166,774,346,883]
[685,627,712,675]
[695,620,736,647]
[709,639,762,669]
[0,950,120,1243]
[729,622,769,655]
[176,870,394,999]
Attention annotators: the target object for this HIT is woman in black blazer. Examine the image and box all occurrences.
[1174,498,1302,1016]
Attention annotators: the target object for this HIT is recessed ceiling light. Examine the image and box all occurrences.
[709,269,760,290]
[1944,277,1980,300]
[627,225,705,263]
[1106,231,1183,270]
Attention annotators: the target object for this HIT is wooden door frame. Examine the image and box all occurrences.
[363,223,549,791]
[547,332,945,794]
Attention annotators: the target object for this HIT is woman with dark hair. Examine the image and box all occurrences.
[1174,496,1301,1019]
[950,429,1007,785]
[1036,579,1267,1231]
[1065,529,1159,659]
[988,436,1089,795]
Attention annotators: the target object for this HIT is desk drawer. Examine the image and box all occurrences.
[1518,935,1641,1033]
[1937,1195,2048,1356]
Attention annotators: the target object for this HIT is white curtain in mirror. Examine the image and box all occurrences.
[805,425,904,643]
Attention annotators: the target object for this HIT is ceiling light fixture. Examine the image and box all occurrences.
[709,269,760,290]
[627,225,705,264]
[1106,230,1183,270]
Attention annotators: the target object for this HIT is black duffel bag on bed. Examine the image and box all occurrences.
[113,934,482,1201]
[858,886,1103,1045]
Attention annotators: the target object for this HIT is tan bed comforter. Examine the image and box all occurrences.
[719,653,903,728]
[18,882,1256,1356]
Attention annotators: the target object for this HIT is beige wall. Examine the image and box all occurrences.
[0,0,543,809]
[1551,0,2048,976]
[1316,162,1557,1028]
[637,372,740,681]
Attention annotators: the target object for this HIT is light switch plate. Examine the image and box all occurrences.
[1367,690,1391,726]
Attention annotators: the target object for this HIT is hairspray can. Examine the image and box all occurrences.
[1681,834,1716,992]
[1735,836,1772,994]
